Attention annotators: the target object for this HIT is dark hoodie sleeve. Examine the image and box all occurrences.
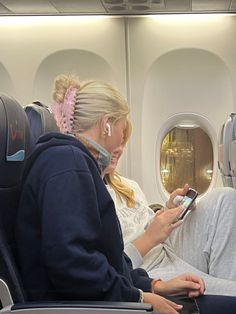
[40,165,141,302]
[124,253,152,292]
[130,268,152,292]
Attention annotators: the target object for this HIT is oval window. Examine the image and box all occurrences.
[160,126,213,195]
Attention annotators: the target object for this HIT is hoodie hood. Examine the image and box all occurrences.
[23,131,99,183]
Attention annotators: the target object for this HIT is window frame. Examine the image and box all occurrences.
[155,113,218,201]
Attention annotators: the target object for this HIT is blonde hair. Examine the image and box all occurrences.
[105,119,135,208]
[52,74,129,134]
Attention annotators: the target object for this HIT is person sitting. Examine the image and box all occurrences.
[102,121,236,296]
[15,74,207,314]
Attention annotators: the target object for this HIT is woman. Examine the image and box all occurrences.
[103,126,236,296]
[15,74,205,314]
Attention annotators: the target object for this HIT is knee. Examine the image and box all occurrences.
[214,186,236,198]
[198,187,236,211]
[211,187,236,211]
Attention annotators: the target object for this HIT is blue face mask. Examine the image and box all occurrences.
[84,136,111,169]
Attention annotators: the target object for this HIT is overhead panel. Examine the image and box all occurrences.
[0,2,11,13]
[50,0,107,14]
[165,0,191,12]
[230,0,236,10]
[192,0,232,11]
[0,0,58,13]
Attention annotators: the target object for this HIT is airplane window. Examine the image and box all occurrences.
[160,126,213,195]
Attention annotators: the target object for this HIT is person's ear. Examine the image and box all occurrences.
[101,115,112,137]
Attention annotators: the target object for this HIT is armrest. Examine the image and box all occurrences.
[0,279,153,314]
[11,301,152,313]
[7,301,153,314]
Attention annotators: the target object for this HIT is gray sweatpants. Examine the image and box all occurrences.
[147,187,236,296]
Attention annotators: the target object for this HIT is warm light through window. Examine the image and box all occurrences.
[160,126,213,194]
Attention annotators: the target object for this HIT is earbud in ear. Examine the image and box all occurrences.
[106,123,112,137]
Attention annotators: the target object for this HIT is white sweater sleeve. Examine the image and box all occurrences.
[124,242,143,268]
[106,176,156,267]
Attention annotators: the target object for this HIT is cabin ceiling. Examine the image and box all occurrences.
[0,0,235,15]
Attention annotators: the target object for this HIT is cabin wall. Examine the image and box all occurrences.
[0,14,236,203]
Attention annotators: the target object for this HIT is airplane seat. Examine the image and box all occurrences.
[24,101,59,152]
[149,203,163,212]
[229,114,236,188]
[0,93,30,306]
[218,113,236,188]
[0,95,152,314]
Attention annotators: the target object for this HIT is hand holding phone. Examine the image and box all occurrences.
[178,188,198,221]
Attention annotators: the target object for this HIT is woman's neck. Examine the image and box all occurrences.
[77,133,111,170]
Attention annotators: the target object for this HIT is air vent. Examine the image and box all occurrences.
[102,0,165,13]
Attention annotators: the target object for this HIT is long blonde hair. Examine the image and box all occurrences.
[105,119,135,208]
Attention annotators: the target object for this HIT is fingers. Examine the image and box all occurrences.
[182,183,190,195]
[173,195,183,206]
[182,281,202,291]
[168,205,184,223]
[155,205,183,221]
[165,298,183,311]
[184,273,205,294]
[157,206,184,230]
[173,184,190,197]
[176,273,205,296]
[188,290,202,297]
[144,292,183,314]
[170,218,183,230]
[168,184,190,209]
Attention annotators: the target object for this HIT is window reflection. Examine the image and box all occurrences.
[160,127,213,195]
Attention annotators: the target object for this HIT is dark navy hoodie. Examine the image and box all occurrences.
[15,132,151,302]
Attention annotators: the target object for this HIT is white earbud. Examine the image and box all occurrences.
[106,123,112,137]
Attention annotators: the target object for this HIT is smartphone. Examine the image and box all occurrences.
[178,188,198,221]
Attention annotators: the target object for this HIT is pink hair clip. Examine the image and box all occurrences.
[52,86,78,134]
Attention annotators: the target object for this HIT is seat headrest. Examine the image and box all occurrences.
[24,101,59,152]
[0,94,30,188]
[218,113,236,188]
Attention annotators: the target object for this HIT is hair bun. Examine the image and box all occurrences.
[52,74,80,103]
[51,74,80,133]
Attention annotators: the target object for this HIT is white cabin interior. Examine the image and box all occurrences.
[0,0,236,204]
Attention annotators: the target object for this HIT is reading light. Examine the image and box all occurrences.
[175,123,200,129]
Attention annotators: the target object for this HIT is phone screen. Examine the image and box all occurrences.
[178,189,198,221]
